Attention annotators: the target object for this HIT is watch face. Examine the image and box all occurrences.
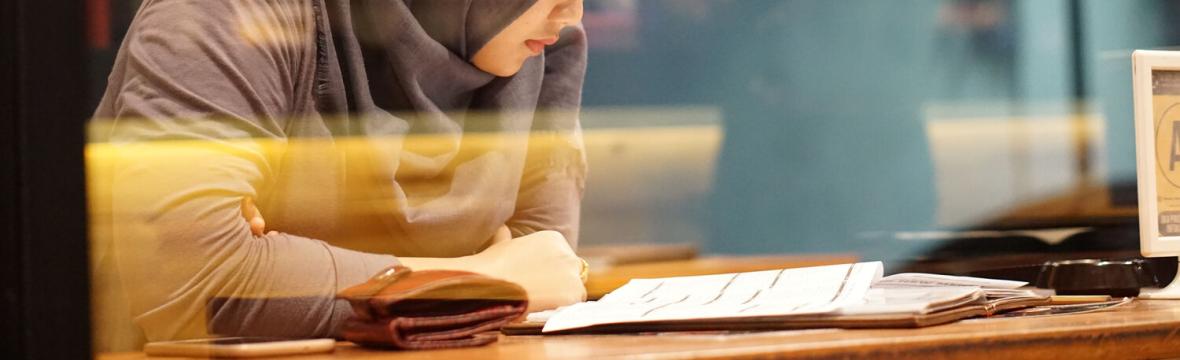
[1152,70,1180,236]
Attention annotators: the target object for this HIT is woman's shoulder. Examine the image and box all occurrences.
[129,0,317,56]
[104,0,323,133]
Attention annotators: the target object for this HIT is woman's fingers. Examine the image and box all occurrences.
[250,216,266,237]
[240,196,266,236]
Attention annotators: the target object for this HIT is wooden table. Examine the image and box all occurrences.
[101,299,1180,359]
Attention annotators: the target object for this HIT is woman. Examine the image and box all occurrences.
[92,0,588,343]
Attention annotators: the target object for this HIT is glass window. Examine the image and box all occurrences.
[81,0,1180,354]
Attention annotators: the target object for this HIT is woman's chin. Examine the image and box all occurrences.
[481,63,523,77]
[473,56,528,78]
[487,67,519,77]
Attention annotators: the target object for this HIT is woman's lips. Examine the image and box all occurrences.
[525,37,559,55]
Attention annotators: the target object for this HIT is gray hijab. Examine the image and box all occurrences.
[318,0,589,256]
[410,0,540,61]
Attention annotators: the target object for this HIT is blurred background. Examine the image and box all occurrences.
[565,0,1169,268]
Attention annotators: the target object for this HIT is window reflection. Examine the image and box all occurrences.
[84,0,1180,353]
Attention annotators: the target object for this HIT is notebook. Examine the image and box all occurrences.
[503,262,1050,335]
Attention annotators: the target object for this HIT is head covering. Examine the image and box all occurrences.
[407,0,539,60]
[317,0,588,256]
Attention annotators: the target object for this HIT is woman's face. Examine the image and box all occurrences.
[472,0,584,77]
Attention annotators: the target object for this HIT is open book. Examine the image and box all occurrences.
[505,262,1049,335]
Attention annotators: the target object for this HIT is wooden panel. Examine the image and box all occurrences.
[98,300,1180,359]
[6,0,93,359]
[0,0,20,356]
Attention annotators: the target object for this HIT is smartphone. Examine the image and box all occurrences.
[143,337,335,358]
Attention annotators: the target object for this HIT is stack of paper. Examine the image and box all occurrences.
[517,262,1049,335]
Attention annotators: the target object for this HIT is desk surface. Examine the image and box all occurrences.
[101,299,1180,359]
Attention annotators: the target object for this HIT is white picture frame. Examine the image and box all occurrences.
[1132,50,1180,298]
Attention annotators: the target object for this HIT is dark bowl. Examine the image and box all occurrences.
[1035,259,1163,297]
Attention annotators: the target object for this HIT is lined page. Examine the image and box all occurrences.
[542,262,883,333]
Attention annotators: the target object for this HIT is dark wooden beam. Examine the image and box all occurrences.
[4,0,93,358]
[0,0,24,355]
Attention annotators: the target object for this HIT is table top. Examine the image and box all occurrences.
[100,299,1180,359]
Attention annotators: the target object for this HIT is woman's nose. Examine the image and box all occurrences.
[551,0,584,27]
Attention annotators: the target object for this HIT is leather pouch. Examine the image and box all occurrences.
[337,265,528,350]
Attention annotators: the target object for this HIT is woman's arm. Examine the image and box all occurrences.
[244,201,586,313]
[96,0,397,341]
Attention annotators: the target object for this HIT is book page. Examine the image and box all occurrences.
[873,273,1026,289]
[542,262,883,333]
[839,286,983,315]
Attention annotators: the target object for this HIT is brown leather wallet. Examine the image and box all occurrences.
[337,265,528,350]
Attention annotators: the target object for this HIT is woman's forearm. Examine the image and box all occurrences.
[395,256,482,273]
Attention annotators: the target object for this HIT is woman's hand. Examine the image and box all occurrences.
[467,231,587,312]
[398,230,587,313]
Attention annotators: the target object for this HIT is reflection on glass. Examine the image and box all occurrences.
[84,0,1180,354]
